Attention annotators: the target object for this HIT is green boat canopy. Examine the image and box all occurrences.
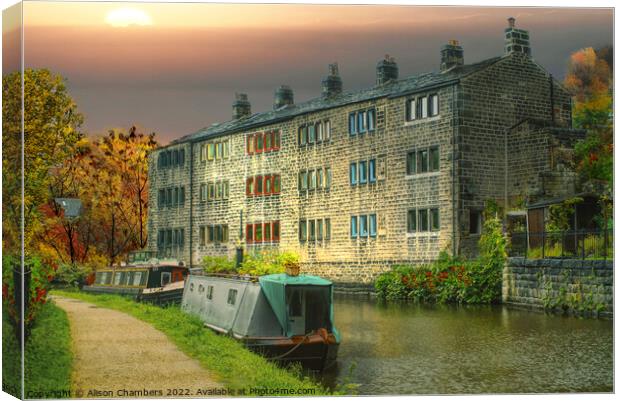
[259,274,338,338]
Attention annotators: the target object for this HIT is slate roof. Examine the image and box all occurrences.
[170,56,504,146]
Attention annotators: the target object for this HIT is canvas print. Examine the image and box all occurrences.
[1,0,615,399]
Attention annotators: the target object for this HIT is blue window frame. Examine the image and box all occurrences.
[369,214,377,237]
[357,111,367,133]
[349,113,357,135]
[367,108,376,131]
[359,161,368,184]
[369,159,376,182]
[359,215,368,237]
[351,216,358,238]
[350,162,358,185]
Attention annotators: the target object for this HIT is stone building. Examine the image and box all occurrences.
[147,18,582,284]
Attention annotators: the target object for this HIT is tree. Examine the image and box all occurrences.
[2,69,83,253]
[563,47,613,189]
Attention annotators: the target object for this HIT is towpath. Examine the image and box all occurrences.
[53,296,221,398]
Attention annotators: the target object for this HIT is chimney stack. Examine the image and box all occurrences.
[232,93,251,119]
[321,63,343,98]
[273,85,294,110]
[504,17,531,57]
[440,39,464,72]
[376,55,399,85]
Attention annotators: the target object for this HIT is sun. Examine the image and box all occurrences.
[105,7,153,27]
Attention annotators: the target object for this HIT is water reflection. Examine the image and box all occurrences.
[321,296,613,395]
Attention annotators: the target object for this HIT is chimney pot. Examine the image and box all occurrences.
[273,85,294,110]
[440,40,464,72]
[504,17,531,57]
[376,55,399,85]
[321,63,343,98]
[232,92,251,119]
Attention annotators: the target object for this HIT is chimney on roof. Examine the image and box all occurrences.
[440,39,464,72]
[504,17,531,57]
[232,93,251,119]
[376,55,399,85]
[321,63,343,98]
[273,85,294,110]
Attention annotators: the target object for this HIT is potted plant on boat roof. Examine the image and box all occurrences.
[278,251,300,276]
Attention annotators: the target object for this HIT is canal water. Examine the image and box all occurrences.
[321,296,613,395]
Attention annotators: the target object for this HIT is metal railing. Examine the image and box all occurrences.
[508,229,613,260]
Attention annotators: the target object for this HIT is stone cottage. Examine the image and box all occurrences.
[147,18,582,284]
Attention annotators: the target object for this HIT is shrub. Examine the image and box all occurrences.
[202,255,236,274]
[201,250,296,276]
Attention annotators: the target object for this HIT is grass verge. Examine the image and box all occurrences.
[52,290,330,395]
[2,301,72,399]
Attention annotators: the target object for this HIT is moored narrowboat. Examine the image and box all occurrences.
[182,273,340,371]
[83,251,188,304]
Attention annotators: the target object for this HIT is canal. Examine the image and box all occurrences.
[321,296,613,394]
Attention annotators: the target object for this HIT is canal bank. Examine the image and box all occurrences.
[324,295,613,394]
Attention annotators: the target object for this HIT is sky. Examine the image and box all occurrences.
[2,1,614,143]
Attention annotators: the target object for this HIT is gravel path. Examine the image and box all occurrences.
[54,296,221,398]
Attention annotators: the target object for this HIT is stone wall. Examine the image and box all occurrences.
[503,257,613,317]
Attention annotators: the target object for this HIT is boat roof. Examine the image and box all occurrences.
[259,273,333,286]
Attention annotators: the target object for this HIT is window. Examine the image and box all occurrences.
[309,170,317,190]
[166,188,172,206]
[299,220,307,241]
[206,285,214,300]
[369,159,376,183]
[359,161,367,184]
[349,113,357,135]
[420,96,428,118]
[246,224,254,243]
[430,208,440,231]
[223,181,229,199]
[417,149,429,173]
[418,209,429,232]
[299,126,307,146]
[207,226,214,243]
[407,151,416,175]
[265,132,272,150]
[309,220,316,241]
[265,175,272,194]
[273,175,281,194]
[299,171,308,191]
[255,175,264,195]
[172,150,179,165]
[430,147,440,171]
[359,215,368,237]
[351,216,358,238]
[358,111,367,133]
[429,94,439,116]
[316,122,323,142]
[200,144,207,161]
[350,163,358,185]
[216,142,223,159]
[227,289,238,305]
[308,124,316,144]
[179,149,185,166]
[247,135,255,154]
[246,177,254,196]
[325,167,332,189]
[199,226,206,246]
[317,219,324,241]
[207,183,215,200]
[406,98,416,121]
[254,224,263,242]
[256,133,264,153]
[407,209,416,233]
[216,182,223,199]
[367,108,376,131]
[324,120,331,141]
[317,168,324,188]
[369,214,377,237]
[179,187,185,205]
[273,221,280,241]
[264,222,272,242]
[207,143,215,160]
[469,210,482,234]
[325,218,331,240]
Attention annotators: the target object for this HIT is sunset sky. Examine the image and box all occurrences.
[3,1,614,143]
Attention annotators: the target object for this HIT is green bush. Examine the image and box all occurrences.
[201,255,236,274]
[202,250,297,276]
[375,214,507,305]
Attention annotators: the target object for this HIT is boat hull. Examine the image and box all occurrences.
[242,334,339,371]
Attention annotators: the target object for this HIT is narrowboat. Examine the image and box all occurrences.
[181,273,341,371]
[83,251,188,304]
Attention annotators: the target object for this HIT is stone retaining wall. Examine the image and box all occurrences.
[503,257,613,317]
